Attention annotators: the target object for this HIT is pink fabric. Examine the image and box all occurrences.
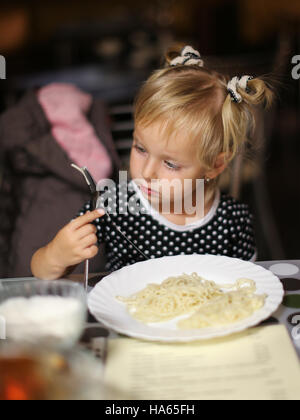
[37,83,113,183]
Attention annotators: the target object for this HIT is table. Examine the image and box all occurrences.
[257,261,300,358]
[76,260,300,359]
[1,260,300,358]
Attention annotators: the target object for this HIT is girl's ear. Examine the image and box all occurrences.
[206,153,228,180]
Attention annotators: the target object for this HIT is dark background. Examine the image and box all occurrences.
[0,0,300,263]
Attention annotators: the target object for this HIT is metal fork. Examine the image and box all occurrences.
[71,164,149,289]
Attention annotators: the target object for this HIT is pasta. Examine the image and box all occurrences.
[117,273,266,328]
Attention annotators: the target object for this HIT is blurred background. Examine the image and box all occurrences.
[0,0,299,277]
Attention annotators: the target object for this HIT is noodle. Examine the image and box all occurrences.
[117,273,266,328]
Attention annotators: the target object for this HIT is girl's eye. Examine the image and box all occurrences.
[134,145,146,154]
[165,161,180,171]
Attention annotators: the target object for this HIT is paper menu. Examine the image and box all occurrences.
[104,325,300,400]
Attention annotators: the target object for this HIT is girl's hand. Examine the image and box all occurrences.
[46,209,105,270]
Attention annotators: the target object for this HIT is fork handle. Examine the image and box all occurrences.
[84,259,89,291]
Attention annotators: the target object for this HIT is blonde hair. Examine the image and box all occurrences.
[134,44,275,180]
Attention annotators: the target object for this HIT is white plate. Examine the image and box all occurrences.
[88,255,284,342]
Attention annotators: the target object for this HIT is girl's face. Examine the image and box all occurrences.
[130,122,207,215]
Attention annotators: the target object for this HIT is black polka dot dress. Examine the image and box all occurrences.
[75,180,257,272]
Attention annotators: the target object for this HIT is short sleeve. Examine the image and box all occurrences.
[72,199,105,245]
[232,204,257,262]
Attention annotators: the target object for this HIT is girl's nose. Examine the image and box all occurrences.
[142,157,158,182]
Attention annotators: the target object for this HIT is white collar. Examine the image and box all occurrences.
[129,180,221,232]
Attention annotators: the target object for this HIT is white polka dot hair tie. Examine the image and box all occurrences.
[227,75,254,103]
[170,46,204,67]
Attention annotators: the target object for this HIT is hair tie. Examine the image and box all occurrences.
[170,46,204,67]
[227,75,254,103]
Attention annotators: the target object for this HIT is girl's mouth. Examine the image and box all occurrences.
[140,185,160,197]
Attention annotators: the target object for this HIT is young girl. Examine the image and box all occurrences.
[31,45,274,280]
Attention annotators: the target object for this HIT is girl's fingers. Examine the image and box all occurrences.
[70,209,105,230]
[76,223,98,240]
[83,245,99,260]
[80,233,98,249]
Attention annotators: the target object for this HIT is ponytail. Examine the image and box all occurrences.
[222,76,275,163]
